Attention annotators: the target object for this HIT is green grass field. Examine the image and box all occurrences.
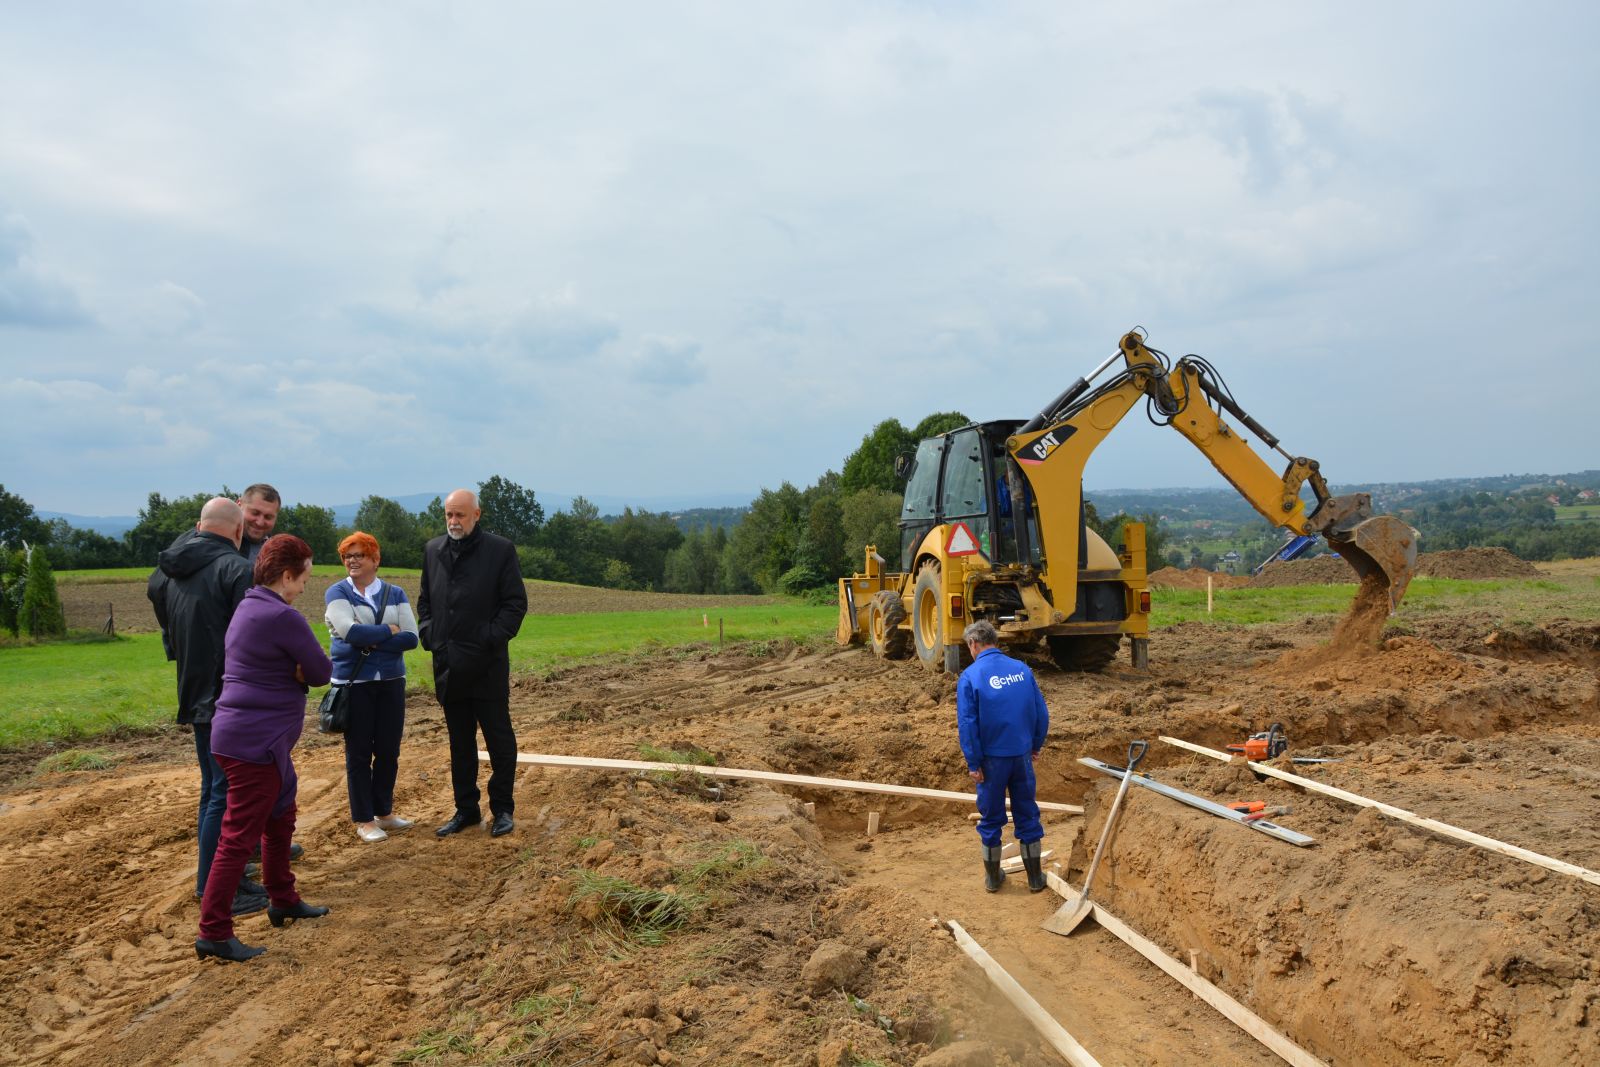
[1555,504,1600,524]
[5,569,1593,751]
[0,604,834,750]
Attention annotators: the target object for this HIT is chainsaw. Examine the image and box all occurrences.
[1226,722,1287,761]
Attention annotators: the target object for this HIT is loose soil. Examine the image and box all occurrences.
[1147,567,1250,591]
[5,573,1599,1065]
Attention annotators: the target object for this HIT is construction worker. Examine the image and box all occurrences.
[957,620,1049,892]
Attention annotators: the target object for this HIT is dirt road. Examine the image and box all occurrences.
[3,577,1598,1065]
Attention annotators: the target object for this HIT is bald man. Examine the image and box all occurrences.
[148,497,266,914]
[418,488,528,838]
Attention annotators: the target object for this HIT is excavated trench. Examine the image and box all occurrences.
[5,575,1599,1065]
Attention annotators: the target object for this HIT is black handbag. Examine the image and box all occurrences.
[318,586,389,733]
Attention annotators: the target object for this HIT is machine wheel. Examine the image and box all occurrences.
[1047,634,1122,673]
[868,591,911,659]
[912,562,946,673]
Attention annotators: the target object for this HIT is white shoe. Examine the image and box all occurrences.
[374,814,413,832]
[356,823,388,843]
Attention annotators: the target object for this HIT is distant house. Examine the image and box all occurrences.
[1579,489,1597,501]
[1548,494,1562,506]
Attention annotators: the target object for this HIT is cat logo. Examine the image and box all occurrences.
[1031,431,1063,461]
[1015,424,1075,465]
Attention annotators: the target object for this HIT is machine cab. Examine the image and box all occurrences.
[898,421,1042,572]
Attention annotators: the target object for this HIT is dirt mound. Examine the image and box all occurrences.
[1415,547,1542,580]
[1248,555,1356,587]
[1148,567,1250,590]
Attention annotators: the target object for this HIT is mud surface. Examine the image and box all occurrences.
[6,579,1600,1065]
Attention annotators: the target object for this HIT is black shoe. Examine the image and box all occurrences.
[231,891,269,916]
[489,813,515,837]
[267,900,329,928]
[238,878,266,897]
[436,812,482,837]
[981,845,1005,893]
[195,936,265,963]
[1023,857,1046,893]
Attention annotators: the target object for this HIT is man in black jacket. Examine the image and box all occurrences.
[147,498,265,913]
[419,488,528,839]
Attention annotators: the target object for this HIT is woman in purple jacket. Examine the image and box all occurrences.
[196,535,333,963]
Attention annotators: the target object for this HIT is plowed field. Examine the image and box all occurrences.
[5,566,1599,1065]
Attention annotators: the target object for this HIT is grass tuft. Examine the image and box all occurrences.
[567,871,701,946]
[35,749,119,774]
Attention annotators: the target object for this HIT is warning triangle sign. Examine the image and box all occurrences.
[945,522,981,557]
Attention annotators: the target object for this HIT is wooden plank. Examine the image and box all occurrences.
[1159,736,1600,888]
[488,750,1084,813]
[944,919,1103,1067]
[1043,872,1329,1067]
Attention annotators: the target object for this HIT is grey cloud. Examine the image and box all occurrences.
[0,214,93,330]
[341,301,493,348]
[499,298,619,363]
[1189,89,1349,193]
[630,336,706,388]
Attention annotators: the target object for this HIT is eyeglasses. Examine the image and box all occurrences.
[342,553,368,561]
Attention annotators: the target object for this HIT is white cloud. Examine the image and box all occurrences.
[0,3,1595,512]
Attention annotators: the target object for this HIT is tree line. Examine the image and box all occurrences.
[13,457,1589,613]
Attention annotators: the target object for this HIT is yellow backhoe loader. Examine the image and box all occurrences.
[837,329,1418,672]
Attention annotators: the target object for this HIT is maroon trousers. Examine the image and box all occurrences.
[198,756,301,941]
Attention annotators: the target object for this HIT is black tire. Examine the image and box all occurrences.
[912,562,946,673]
[868,590,911,659]
[1047,634,1122,673]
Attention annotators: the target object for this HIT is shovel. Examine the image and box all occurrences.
[1042,740,1147,936]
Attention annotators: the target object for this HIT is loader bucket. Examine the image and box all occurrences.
[1326,514,1419,612]
[836,579,864,645]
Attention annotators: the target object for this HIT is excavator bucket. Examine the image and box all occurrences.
[1324,513,1419,612]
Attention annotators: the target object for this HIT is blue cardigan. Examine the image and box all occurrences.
[324,578,420,683]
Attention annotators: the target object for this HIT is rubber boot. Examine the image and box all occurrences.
[1020,840,1047,893]
[982,845,1005,893]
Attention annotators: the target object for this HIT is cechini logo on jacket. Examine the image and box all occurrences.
[988,671,1027,690]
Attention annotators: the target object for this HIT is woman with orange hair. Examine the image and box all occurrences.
[324,531,420,843]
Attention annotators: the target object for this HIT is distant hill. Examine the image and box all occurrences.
[48,490,757,537]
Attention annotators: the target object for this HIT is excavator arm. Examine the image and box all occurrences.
[1007,330,1418,612]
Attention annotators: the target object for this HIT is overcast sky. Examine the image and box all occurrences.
[2,2,1594,517]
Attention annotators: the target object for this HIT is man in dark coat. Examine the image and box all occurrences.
[147,497,266,913]
[419,488,528,839]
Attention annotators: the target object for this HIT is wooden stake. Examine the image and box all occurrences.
[718,618,724,647]
[486,751,1084,813]
[1044,872,1328,1067]
[945,920,1103,1067]
[1189,949,1200,973]
[804,802,815,820]
[1159,735,1600,888]
[1207,575,1214,614]
[867,811,880,837]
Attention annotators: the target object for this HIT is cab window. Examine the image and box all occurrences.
[900,437,946,521]
[939,429,986,518]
